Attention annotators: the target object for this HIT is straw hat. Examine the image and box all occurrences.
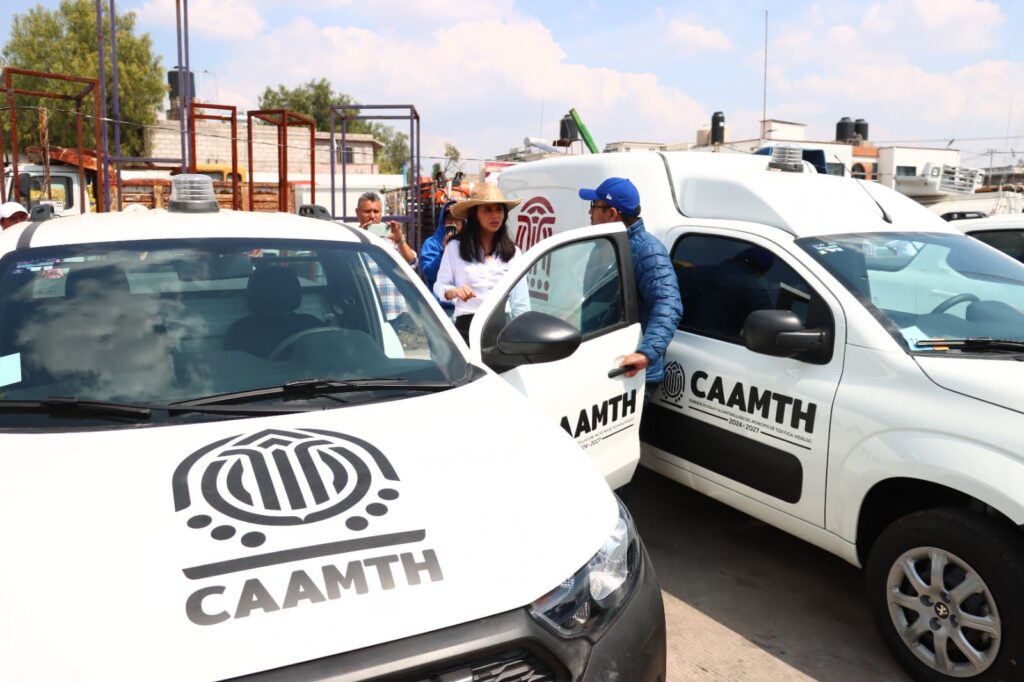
[449,183,521,219]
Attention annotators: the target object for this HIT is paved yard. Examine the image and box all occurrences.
[626,467,912,681]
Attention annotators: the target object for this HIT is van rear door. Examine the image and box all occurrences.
[468,223,645,489]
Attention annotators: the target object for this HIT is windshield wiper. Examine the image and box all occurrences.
[168,377,454,408]
[915,338,1024,352]
[0,397,153,420]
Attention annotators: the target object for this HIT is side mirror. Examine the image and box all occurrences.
[486,311,581,368]
[29,204,55,222]
[744,309,828,358]
[18,173,33,199]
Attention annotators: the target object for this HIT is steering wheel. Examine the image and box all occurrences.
[268,327,347,360]
[930,293,980,315]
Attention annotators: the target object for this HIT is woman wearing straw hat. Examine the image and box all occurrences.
[433,183,527,342]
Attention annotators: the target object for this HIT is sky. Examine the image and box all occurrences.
[2,0,1023,169]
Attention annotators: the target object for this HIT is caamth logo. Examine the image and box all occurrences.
[173,428,401,549]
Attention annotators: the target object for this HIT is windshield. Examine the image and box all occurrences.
[796,232,1024,351]
[0,238,467,411]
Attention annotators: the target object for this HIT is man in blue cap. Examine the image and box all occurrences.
[579,177,682,400]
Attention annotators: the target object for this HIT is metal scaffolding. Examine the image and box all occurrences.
[246,109,316,213]
[1,67,105,212]
[329,104,422,244]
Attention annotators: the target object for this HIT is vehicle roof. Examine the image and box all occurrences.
[675,167,952,237]
[0,208,367,255]
[500,151,956,239]
[953,213,1024,232]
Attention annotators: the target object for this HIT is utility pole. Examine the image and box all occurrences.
[761,9,768,144]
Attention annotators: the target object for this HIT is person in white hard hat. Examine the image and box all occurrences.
[0,201,29,230]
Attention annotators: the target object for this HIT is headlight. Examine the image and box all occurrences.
[529,498,641,638]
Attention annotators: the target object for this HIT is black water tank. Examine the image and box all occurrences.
[711,111,726,144]
[854,118,869,141]
[167,69,195,99]
[559,114,580,142]
[836,117,855,142]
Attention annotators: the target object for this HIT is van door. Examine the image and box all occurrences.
[468,223,645,489]
[642,228,846,527]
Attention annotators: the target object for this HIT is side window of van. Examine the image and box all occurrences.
[672,234,823,344]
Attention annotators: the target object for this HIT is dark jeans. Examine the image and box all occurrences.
[454,314,474,343]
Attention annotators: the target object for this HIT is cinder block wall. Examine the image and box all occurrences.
[146,120,377,174]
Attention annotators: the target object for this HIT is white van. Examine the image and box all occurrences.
[499,152,1024,681]
[0,177,664,681]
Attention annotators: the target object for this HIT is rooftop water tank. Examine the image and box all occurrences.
[836,117,855,142]
[711,111,726,145]
[854,118,869,141]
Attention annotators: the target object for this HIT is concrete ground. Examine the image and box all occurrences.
[626,466,913,682]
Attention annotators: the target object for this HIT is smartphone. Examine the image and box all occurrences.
[444,224,458,239]
[367,222,391,238]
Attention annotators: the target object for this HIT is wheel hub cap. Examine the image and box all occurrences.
[886,546,1001,678]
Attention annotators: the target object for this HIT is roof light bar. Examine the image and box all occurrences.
[768,145,804,173]
[168,174,219,213]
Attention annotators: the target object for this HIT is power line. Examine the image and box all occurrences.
[0,104,399,156]
[871,134,1024,145]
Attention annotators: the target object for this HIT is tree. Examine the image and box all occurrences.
[376,126,409,175]
[2,0,165,158]
[443,143,461,176]
[258,78,408,174]
[257,78,374,135]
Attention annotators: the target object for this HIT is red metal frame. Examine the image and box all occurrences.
[188,102,240,210]
[245,109,315,212]
[1,67,105,212]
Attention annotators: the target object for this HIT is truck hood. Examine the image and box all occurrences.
[916,355,1024,415]
[0,376,617,681]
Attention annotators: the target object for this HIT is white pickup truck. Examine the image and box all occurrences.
[3,163,92,217]
[498,151,1024,682]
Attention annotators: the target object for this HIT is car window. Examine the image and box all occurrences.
[492,237,624,336]
[969,229,1024,265]
[672,234,824,344]
[24,175,74,211]
[0,239,466,409]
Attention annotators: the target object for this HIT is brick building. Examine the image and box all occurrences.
[146,119,382,176]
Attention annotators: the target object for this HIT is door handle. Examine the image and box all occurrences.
[608,365,635,378]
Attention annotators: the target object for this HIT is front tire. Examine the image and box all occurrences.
[865,508,1024,681]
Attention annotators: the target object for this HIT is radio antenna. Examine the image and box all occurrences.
[833,154,892,224]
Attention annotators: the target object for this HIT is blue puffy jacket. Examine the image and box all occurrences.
[628,218,683,383]
[419,223,455,315]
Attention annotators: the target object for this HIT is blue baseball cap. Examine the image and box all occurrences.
[578,177,640,216]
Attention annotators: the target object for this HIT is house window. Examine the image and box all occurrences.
[337,146,354,164]
[851,163,866,179]
[896,165,917,177]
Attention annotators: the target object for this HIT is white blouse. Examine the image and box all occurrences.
[432,242,526,318]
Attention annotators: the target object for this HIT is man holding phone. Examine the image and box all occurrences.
[354,192,417,323]
[354,192,418,267]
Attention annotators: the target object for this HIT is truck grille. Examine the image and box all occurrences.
[417,648,556,682]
